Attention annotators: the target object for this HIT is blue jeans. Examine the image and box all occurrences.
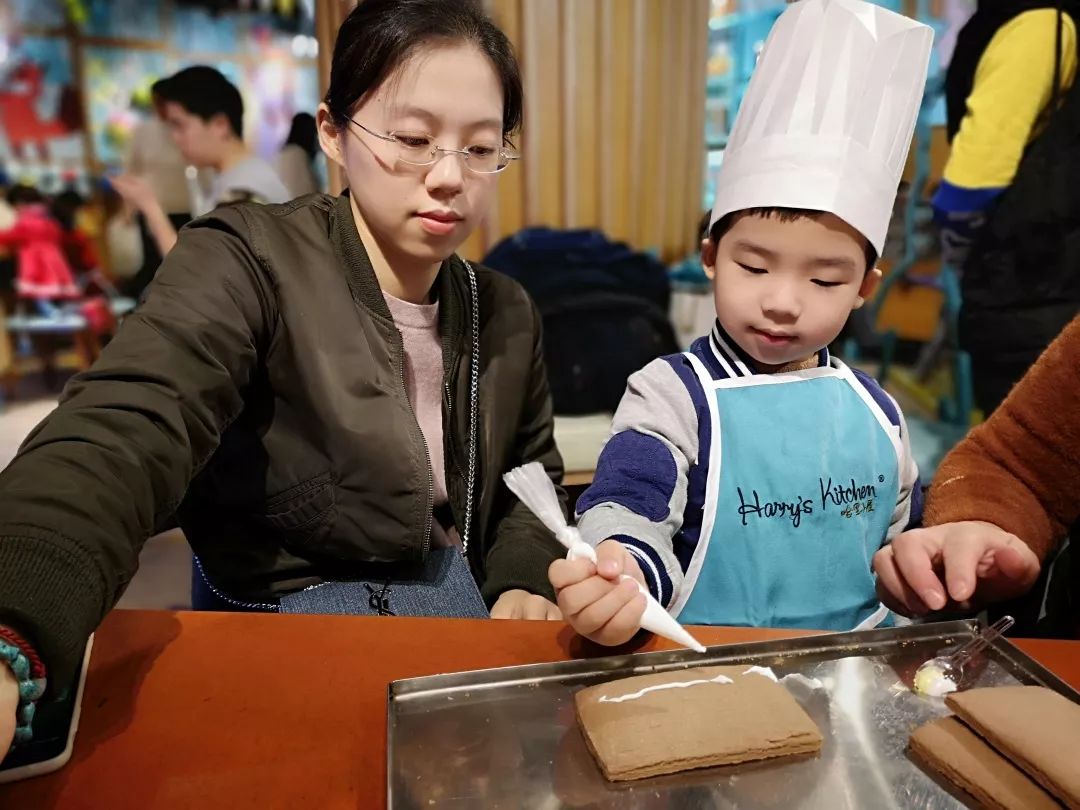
[192,547,489,618]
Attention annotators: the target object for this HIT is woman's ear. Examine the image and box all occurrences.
[317,104,345,168]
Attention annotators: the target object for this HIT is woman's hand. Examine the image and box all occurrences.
[873,521,1041,616]
[0,663,17,757]
[490,589,563,620]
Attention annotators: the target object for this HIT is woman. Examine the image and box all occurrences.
[874,315,1080,636]
[275,112,322,197]
[0,0,565,755]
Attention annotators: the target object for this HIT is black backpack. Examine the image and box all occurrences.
[484,228,679,414]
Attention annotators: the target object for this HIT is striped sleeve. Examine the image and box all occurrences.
[575,358,698,607]
[849,368,922,539]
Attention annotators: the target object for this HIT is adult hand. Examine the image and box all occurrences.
[490,588,562,620]
[109,175,160,216]
[873,521,1041,616]
[548,539,647,647]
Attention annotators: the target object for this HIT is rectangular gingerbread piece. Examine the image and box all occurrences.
[909,716,1060,810]
[574,664,823,782]
[946,686,1080,809]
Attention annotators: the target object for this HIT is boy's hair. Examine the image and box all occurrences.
[708,207,878,272]
[154,66,244,139]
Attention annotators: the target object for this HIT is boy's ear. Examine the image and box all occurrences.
[701,237,718,281]
[853,266,883,309]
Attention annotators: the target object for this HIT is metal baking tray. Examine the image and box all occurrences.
[387,620,1080,809]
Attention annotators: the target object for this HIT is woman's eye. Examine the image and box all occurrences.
[396,135,432,149]
[467,145,497,157]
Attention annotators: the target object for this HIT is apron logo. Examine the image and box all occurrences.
[737,487,813,528]
[735,476,883,529]
[820,477,878,510]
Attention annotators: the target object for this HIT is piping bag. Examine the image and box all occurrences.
[504,462,706,654]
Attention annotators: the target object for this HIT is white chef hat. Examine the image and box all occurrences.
[708,0,934,256]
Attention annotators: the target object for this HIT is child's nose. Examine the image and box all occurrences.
[761,282,801,321]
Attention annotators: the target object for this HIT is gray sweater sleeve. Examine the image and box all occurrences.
[575,358,699,607]
[887,397,922,540]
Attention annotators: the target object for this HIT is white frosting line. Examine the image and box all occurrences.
[599,673,734,703]
[742,666,778,682]
[780,673,824,690]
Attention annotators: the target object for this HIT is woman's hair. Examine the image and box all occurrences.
[325,0,523,142]
[284,112,319,159]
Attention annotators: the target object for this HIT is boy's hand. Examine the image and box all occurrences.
[490,589,563,620]
[873,521,1041,616]
[549,540,648,647]
[0,663,17,758]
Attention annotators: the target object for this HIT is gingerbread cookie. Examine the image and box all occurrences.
[575,665,822,781]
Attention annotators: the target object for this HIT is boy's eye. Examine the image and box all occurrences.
[811,279,844,288]
[737,262,767,274]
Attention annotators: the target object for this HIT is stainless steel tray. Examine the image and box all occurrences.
[387,621,1080,809]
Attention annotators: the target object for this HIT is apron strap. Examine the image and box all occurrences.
[851,602,890,631]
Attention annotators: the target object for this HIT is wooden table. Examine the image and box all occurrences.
[2,610,1078,809]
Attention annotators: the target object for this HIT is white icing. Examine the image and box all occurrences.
[742,666,779,682]
[599,673,735,703]
[914,664,957,697]
[779,673,824,691]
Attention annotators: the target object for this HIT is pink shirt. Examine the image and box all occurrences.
[383,292,458,547]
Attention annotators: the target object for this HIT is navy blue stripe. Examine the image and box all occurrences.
[689,335,728,380]
[849,367,901,428]
[712,319,759,372]
[663,354,710,574]
[614,535,672,606]
[907,478,925,530]
[575,430,678,521]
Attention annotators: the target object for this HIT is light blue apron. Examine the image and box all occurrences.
[676,354,900,631]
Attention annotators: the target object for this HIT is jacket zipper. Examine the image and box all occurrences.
[444,378,469,559]
[444,380,467,480]
[194,556,278,611]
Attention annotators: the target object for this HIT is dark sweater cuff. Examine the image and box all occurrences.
[0,529,106,687]
[481,531,564,605]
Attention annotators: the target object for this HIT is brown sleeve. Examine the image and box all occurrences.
[924,316,1080,562]
[0,208,274,684]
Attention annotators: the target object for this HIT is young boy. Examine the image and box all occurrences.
[551,0,933,646]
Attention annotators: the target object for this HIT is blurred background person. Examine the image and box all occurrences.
[275,112,321,197]
[933,1,1079,415]
[120,82,196,296]
[111,66,290,261]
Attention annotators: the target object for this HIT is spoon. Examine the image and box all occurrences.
[913,615,1015,696]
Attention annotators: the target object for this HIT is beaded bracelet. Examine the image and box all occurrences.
[0,640,47,747]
